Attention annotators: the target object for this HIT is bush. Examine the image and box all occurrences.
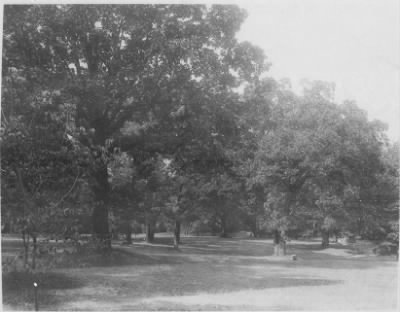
[189,220,212,235]
[373,241,398,256]
[299,229,316,240]
[386,221,399,244]
[156,221,167,233]
[337,232,356,245]
[2,235,94,275]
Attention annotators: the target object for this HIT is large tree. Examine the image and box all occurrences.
[2,4,266,248]
[251,80,391,252]
[1,74,89,266]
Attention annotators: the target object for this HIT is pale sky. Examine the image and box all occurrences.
[236,0,400,141]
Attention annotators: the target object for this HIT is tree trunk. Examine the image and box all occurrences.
[183,222,191,236]
[125,225,132,244]
[321,229,330,248]
[312,221,318,237]
[17,168,33,266]
[273,241,287,256]
[273,230,287,256]
[333,229,339,242]
[92,164,111,251]
[145,222,154,243]
[220,216,227,238]
[251,215,259,238]
[32,235,37,270]
[173,220,181,249]
[22,231,29,268]
[92,202,110,249]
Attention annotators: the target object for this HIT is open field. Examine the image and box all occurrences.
[2,234,398,311]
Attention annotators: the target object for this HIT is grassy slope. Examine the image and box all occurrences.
[2,235,398,311]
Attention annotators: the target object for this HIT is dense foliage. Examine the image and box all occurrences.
[1,4,398,260]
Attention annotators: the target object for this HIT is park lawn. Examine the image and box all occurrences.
[2,235,398,311]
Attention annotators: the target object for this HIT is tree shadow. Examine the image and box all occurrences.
[238,254,397,270]
[109,262,343,301]
[4,237,374,311]
[3,271,85,291]
[113,237,397,271]
[2,271,85,310]
[57,247,183,268]
[126,237,270,257]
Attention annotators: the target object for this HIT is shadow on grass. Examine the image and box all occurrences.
[57,248,182,268]
[113,261,343,301]
[126,237,396,265]
[289,242,364,253]
[100,259,343,301]
[2,271,85,310]
[237,254,397,270]
[3,271,85,291]
[115,236,398,270]
[2,240,350,310]
[131,237,272,257]
[287,242,324,251]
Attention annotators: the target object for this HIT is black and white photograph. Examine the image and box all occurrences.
[1,0,399,310]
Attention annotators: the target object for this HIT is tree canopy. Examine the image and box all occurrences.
[1,4,398,256]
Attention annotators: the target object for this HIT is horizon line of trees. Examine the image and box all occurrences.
[1,4,398,261]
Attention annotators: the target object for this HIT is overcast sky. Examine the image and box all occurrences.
[236,0,399,141]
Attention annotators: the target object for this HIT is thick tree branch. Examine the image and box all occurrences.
[52,170,80,209]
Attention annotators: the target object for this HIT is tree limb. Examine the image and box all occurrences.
[52,170,80,209]
[1,108,9,126]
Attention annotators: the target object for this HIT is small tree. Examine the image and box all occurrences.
[1,81,91,269]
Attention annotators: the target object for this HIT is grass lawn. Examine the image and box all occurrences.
[2,234,398,311]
